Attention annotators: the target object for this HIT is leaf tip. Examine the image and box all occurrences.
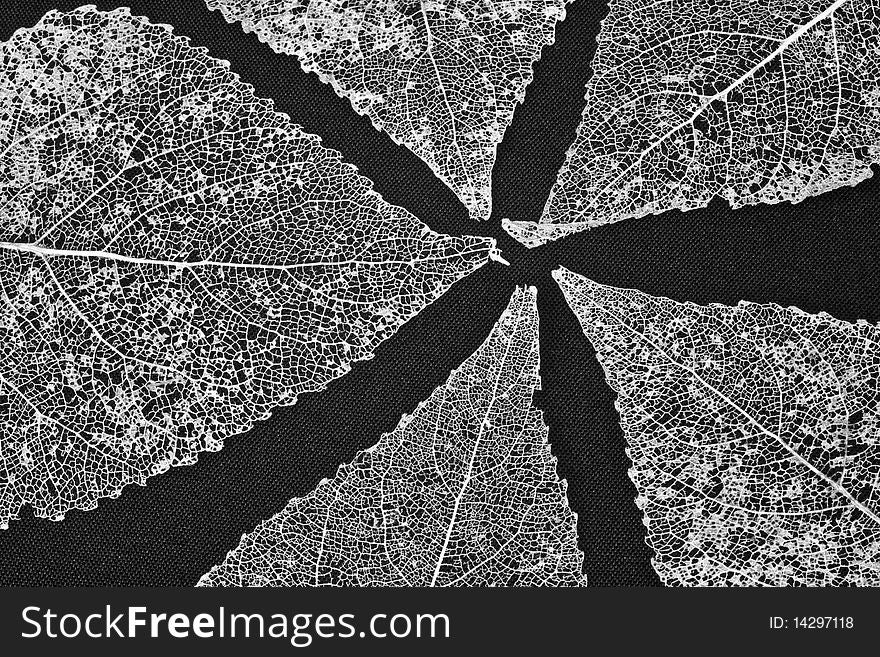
[501,217,589,248]
[488,244,511,266]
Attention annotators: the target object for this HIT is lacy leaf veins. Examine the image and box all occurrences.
[555,267,880,586]
[0,6,501,528]
[505,0,880,247]
[199,287,586,586]
[206,0,570,220]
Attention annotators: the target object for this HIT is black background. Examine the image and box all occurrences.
[0,0,878,587]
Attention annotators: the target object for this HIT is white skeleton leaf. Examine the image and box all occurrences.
[505,0,880,247]
[198,287,587,586]
[206,0,571,220]
[553,266,880,585]
[0,7,502,528]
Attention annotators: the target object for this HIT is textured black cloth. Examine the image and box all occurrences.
[0,0,877,587]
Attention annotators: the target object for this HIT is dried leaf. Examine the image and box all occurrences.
[199,287,586,586]
[555,266,880,586]
[506,0,880,247]
[0,7,499,527]
[206,0,570,219]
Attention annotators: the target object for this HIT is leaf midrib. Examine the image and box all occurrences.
[429,295,526,586]
[0,241,491,270]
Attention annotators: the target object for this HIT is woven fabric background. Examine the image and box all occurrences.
[0,0,877,587]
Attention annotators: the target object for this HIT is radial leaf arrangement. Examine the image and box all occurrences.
[505,0,880,247]
[0,6,500,528]
[199,287,586,587]
[554,267,880,586]
[205,0,570,220]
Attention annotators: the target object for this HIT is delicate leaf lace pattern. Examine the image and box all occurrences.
[199,287,586,586]
[206,0,570,220]
[0,7,500,528]
[554,267,880,586]
[506,0,880,247]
